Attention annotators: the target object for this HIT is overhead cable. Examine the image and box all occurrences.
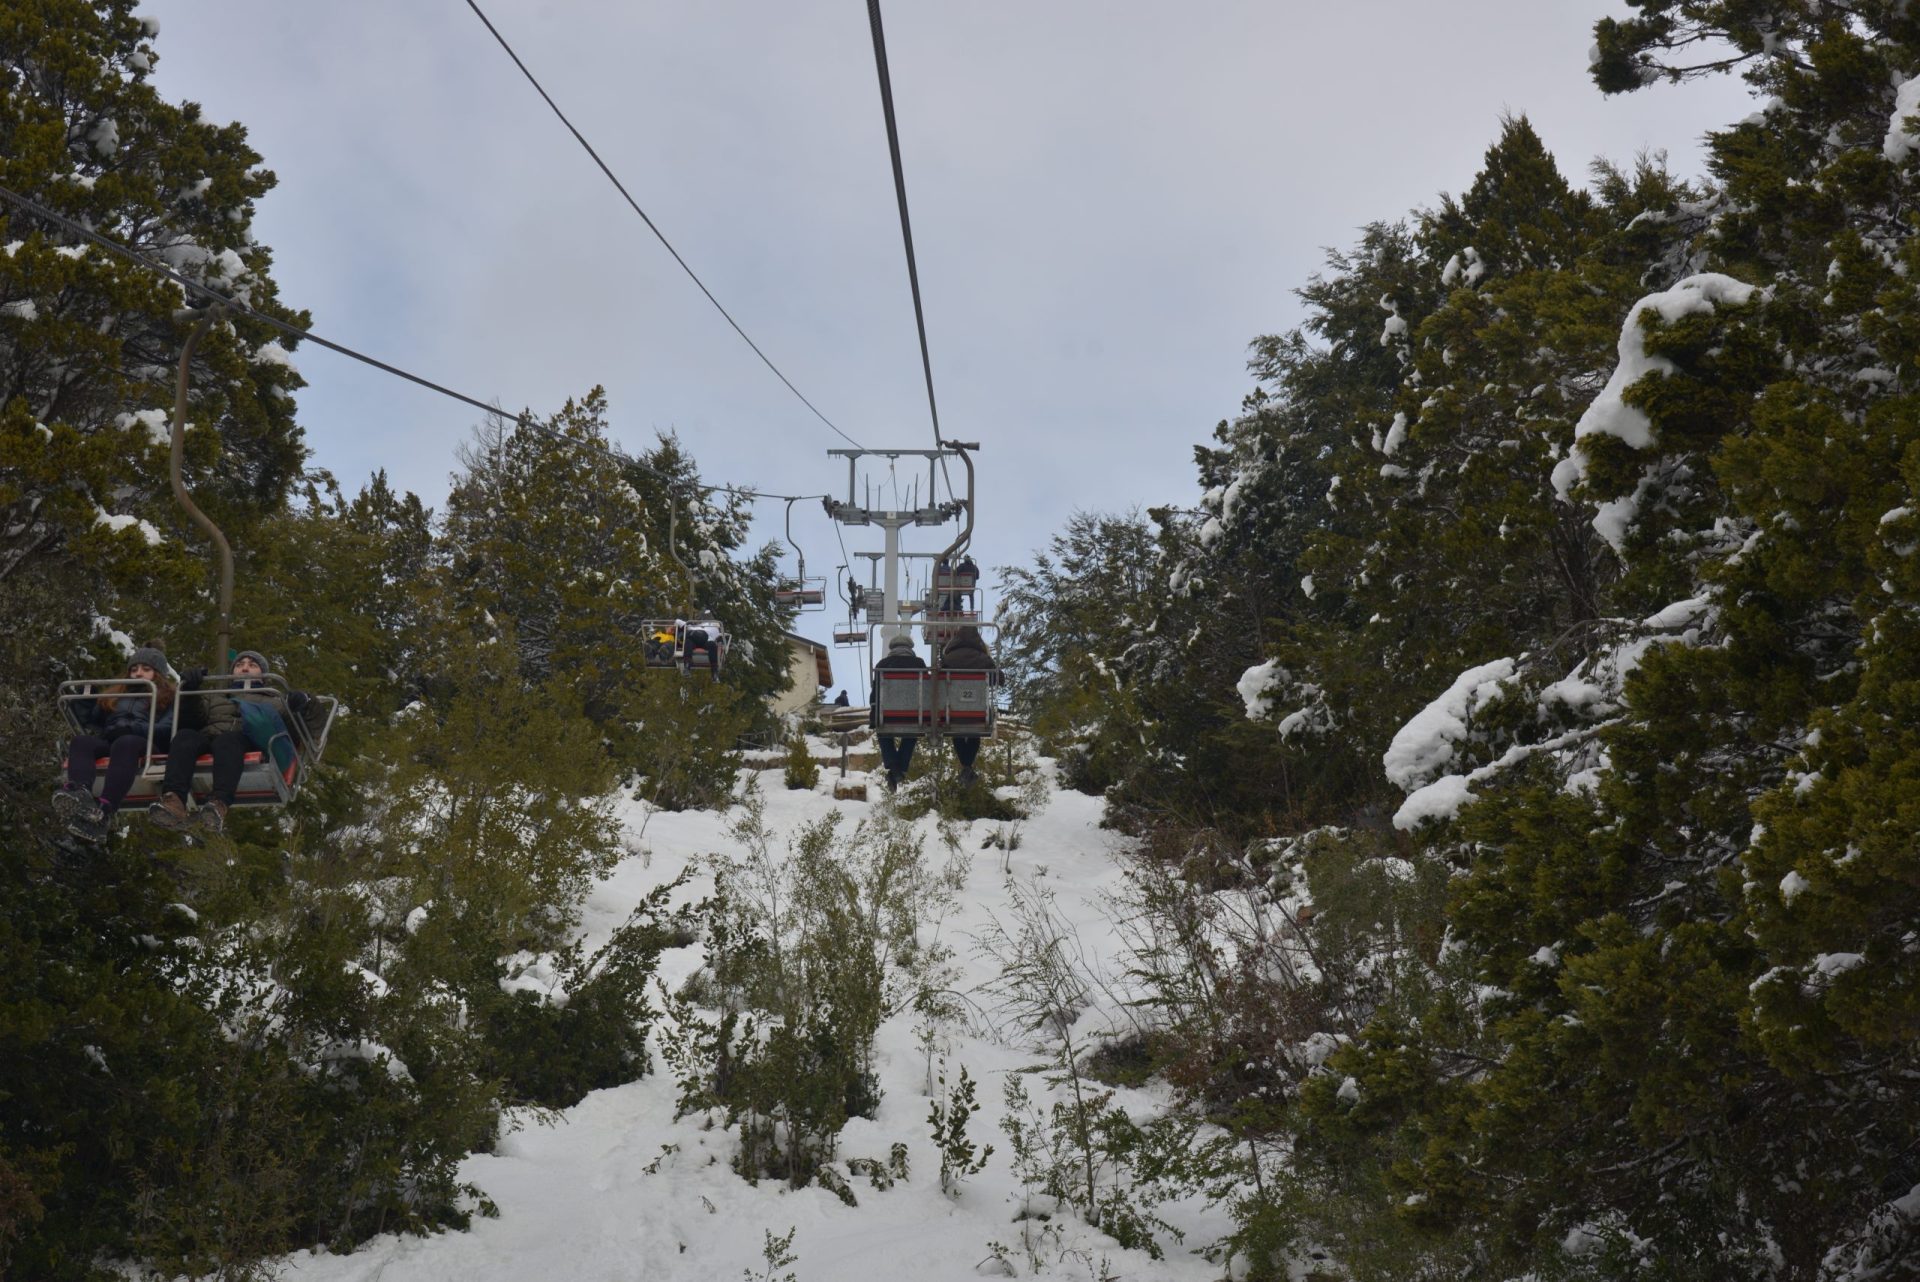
[462,0,863,451]
[0,181,826,506]
[864,0,943,450]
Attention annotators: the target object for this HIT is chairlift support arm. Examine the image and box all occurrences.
[168,305,234,673]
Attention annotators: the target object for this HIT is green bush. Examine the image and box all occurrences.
[664,797,962,1187]
[473,877,693,1109]
[782,731,820,790]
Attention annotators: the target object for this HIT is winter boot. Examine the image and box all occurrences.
[69,799,111,843]
[50,786,94,827]
[147,792,192,831]
[197,799,229,834]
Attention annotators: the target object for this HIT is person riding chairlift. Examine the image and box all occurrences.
[646,622,676,666]
[872,634,926,792]
[51,644,175,841]
[937,625,997,784]
[149,649,313,835]
[676,616,723,675]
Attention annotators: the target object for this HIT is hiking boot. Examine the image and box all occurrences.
[147,792,192,831]
[885,770,902,793]
[959,767,979,786]
[51,786,95,826]
[196,799,229,834]
[67,800,110,844]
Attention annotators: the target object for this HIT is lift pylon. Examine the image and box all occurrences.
[821,443,976,647]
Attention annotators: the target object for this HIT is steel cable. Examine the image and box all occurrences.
[864,0,943,451]
[0,180,827,507]
[463,0,863,451]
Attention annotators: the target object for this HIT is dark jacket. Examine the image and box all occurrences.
[180,675,303,739]
[80,687,174,744]
[938,629,996,671]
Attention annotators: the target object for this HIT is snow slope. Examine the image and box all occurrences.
[272,756,1229,1282]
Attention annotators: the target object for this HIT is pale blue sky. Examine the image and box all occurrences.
[148,0,1754,614]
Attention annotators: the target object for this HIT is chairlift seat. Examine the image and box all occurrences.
[57,679,338,809]
[933,568,978,593]
[870,669,996,738]
[62,746,301,808]
[775,587,826,607]
[775,575,828,610]
[641,620,731,674]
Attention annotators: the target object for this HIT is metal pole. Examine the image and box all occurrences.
[168,306,233,674]
[882,515,902,646]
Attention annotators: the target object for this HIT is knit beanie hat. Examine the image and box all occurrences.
[128,645,168,675]
[232,649,271,673]
[887,635,915,653]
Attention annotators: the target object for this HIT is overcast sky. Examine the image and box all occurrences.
[147,0,1753,621]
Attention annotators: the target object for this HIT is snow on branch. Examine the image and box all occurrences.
[1551,273,1763,552]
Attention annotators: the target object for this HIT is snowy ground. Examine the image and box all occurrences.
[271,749,1231,1282]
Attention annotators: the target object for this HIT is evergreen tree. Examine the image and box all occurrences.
[1294,11,1920,1276]
[440,394,790,760]
[996,510,1159,795]
[0,0,307,593]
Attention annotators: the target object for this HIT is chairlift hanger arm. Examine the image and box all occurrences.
[934,443,976,566]
[784,498,804,576]
[168,304,235,674]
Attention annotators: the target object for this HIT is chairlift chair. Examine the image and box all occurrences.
[867,621,1001,740]
[932,557,979,595]
[775,580,827,610]
[57,676,339,810]
[641,619,730,674]
[774,498,828,611]
[53,304,340,818]
[923,578,981,647]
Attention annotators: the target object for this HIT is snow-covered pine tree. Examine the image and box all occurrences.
[1301,8,1920,1276]
[0,0,307,592]
[441,394,790,737]
[996,510,1160,796]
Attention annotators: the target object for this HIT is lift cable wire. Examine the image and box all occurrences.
[830,516,870,678]
[0,181,830,508]
[463,0,862,452]
[864,0,963,536]
[864,0,941,450]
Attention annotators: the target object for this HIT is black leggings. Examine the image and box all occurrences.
[954,736,981,770]
[162,727,250,806]
[67,732,157,812]
[879,735,918,776]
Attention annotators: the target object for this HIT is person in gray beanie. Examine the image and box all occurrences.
[871,634,926,792]
[936,626,997,785]
[150,649,312,835]
[52,644,177,839]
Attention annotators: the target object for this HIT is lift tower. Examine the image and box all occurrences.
[823,444,977,647]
